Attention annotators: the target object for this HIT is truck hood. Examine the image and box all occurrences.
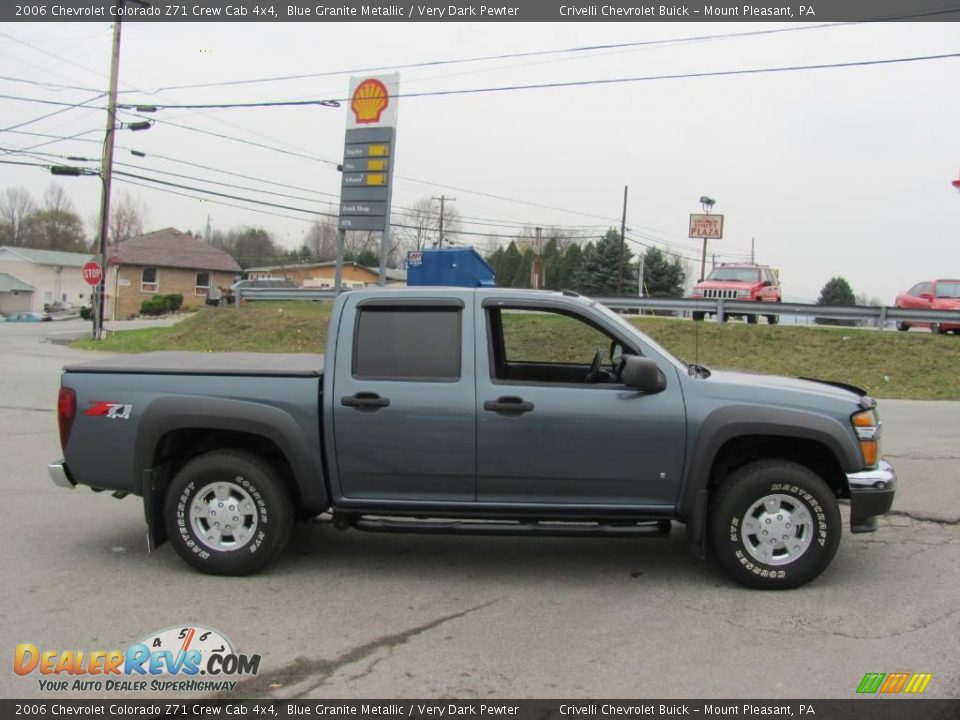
[694,281,758,291]
[701,368,873,409]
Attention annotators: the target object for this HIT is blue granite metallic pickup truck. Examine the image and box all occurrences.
[49,288,896,588]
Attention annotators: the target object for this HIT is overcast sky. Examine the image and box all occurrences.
[0,20,958,300]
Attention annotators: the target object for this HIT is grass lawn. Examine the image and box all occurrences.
[72,302,960,400]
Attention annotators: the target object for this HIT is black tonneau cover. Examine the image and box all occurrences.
[64,352,324,377]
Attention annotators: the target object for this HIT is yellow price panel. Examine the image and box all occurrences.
[366,174,387,186]
[367,159,387,171]
[368,145,388,157]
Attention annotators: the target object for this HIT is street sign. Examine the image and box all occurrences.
[689,214,724,239]
[82,261,102,286]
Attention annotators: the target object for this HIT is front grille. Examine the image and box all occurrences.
[702,288,739,299]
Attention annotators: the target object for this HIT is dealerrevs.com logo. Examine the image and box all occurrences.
[14,625,260,693]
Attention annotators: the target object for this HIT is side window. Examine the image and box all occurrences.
[919,282,934,296]
[353,307,461,381]
[195,271,210,296]
[500,309,612,365]
[908,283,925,296]
[142,267,158,293]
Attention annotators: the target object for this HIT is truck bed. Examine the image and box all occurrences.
[64,351,324,377]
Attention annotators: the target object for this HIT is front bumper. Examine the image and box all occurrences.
[846,459,896,533]
[48,461,76,489]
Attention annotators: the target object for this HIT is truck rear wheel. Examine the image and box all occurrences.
[164,450,294,576]
[708,460,840,589]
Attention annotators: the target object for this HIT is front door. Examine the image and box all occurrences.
[475,301,685,507]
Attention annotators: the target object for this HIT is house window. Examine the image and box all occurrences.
[141,267,158,293]
[196,271,210,296]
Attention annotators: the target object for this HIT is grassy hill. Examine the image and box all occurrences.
[72,302,960,400]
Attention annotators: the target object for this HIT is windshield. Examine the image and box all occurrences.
[588,300,687,372]
[706,267,760,283]
[935,282,960,298]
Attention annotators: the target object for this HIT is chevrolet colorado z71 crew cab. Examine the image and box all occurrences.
[49,288,896,589]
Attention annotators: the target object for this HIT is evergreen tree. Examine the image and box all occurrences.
[574,229,637,296]
[510,248,534,288]
[497,242,522,288]
[642,247,686,297]
[816,276,857,326]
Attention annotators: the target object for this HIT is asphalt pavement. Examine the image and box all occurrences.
[1,321,957,700]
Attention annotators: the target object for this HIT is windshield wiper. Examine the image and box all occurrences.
[679,359,711,378]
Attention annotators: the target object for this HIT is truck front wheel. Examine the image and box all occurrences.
[708,460,840,589]
[164,450,294,576]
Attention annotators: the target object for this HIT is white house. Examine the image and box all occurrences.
[0,246,94,314]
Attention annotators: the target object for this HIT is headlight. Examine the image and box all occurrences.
[738,289,750,297]
[852,409,880,467]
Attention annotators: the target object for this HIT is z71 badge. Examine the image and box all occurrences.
[84,401,133,420]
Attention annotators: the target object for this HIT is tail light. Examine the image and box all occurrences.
[57,386,76,450]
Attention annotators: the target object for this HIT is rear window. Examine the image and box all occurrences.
[353,307,461,380]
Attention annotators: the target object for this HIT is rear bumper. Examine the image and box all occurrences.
[846,459,896,533]
[48,461,76,489]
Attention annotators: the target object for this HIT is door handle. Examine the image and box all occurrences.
[483,396,534,414]
[341,392,390,409]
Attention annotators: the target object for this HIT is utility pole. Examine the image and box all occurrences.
[751,237,755,264]
[617,185,628,295]
[432,195,456,248]
[92,7,124,341]
[531,226,542,289]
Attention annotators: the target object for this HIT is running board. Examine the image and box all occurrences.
[343,515,672,538]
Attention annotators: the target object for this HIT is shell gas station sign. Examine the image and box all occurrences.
[339,73,399,232]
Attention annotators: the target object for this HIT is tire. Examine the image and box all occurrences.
[692,312,705,322]
[747,314,758,325]
[766,315,779,325]
[708,460,841,590]
[164,450,294,576]
[896,321,909,332]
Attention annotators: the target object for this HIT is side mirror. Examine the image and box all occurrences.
[609,340,624,364]
[621,356,666,394]
[919,292,934,302]
[762,280,773,287]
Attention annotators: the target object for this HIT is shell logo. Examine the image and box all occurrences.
[351,78,389,124]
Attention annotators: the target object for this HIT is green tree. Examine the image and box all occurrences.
[19,209,88,252]
[816,276,857,326]
[228,227,280,268]
[510,248,534,288]
[574,229,636,296]
[641,247,686,297]
[497,242,522,288]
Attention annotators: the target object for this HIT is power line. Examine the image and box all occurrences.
[149,22,861,93]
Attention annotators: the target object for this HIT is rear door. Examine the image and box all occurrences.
[332,297,476,501]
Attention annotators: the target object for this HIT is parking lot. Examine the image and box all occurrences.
[1,320,958,700]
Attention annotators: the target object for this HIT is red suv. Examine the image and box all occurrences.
[689,263,782,324]
[894,279,960,334]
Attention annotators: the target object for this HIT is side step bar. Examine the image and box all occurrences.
[332,514,671,538]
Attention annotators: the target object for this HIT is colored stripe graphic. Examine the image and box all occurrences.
[857,673,885,693]
[904,674,933,694]
[880,672,910,693]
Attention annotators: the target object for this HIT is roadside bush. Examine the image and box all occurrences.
[163,293,184,312]
[79,306,92,320]
[139,294,185,316]
[140,297,169,316]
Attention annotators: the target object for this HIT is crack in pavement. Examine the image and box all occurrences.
[0,405,53,413]
[226,600,498,698]
[684,603,960,641]
[887,509,960,526]
[884,452,960,461]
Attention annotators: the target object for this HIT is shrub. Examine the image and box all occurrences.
[164,293,184,312]
[79,306,92,320]
[140,297,168,316]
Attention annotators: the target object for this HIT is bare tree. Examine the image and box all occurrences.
[396,198,439,252]
[43,184,73,214]
[0,187,37,247]
[303,217,339,261]
[108,191,147,245]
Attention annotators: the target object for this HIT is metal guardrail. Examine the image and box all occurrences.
[235,287,960,330]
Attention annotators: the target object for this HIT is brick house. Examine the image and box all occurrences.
[244,260,406,288]
[107,228,241,319]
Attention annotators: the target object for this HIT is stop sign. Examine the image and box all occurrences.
[82,261,102,286]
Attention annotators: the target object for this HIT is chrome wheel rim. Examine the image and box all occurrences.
[740,493,813,566]
[190,480,259,552]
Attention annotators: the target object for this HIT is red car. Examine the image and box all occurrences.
[688,263,782,324]
[894,279,960,334]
